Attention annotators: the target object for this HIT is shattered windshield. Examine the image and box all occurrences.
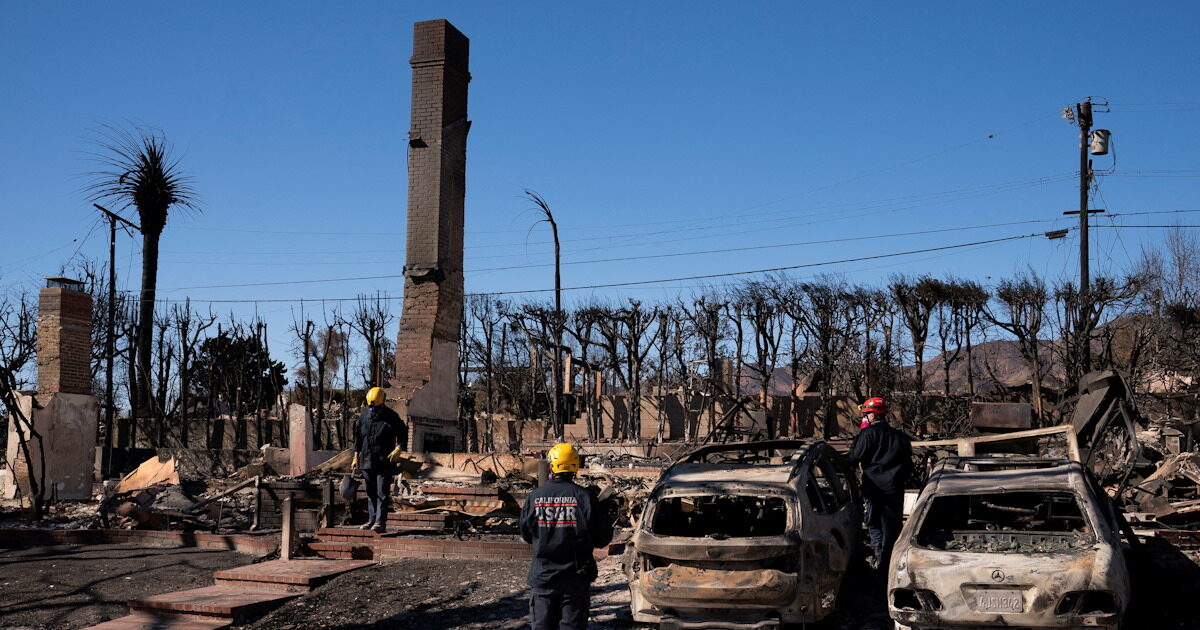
[650,495,789,538]
[915,491,1095,552]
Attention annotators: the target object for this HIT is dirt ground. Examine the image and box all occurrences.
[0,543,254,630]
[1,539,1195,630]
[1126,537,1200,630]
[244,553,890,630]
[246,541,1198,630]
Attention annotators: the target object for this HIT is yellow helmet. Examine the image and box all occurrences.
[366,387,386,407]
[547,443,580,474]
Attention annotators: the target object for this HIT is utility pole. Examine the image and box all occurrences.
[93,204,139,476]
[1077,99,1093,373]
[1063,98,1110,376]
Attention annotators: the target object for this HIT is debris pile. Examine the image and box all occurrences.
[1126,453,1200,526]
[93,455,260,531]
[578,471,651,528]
[1063,372,1200,529]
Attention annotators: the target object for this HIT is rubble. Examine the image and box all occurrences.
[1127,452,1200,524]
[116,455,180,493]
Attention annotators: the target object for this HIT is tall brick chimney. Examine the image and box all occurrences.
[37,277,93,395]
[391,20,470,451]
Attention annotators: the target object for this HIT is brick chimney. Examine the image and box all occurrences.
[37,277,92,395]
[391,19,470,451]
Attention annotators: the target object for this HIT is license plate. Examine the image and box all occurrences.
[973,589,1024,613]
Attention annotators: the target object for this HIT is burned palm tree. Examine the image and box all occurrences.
[87,125,197,418]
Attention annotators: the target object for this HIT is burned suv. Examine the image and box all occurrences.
[624,440,860,629]
[889,456,1131,630]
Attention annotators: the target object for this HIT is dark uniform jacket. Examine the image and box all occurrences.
[849,421,913,500]
[519,477,614,591]
[354,405,406,473]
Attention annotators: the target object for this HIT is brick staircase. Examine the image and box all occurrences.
[406,484,510,516]
[301,484,526,561]
[85,559,373,630]
[305,526,530,562]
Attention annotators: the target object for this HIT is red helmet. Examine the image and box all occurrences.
[858,396,888,415]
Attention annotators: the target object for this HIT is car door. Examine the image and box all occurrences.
[795,447,852,570]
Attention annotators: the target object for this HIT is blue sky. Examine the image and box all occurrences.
[2,1,1199,354]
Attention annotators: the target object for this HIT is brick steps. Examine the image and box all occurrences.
[305,541,374,560]
[86,612,232,630]
[83,558,375,629]
[372,537,529,561]
[422,485,501,498]
[315,526,392,540]
[212,558,375,591]
[128,585,297,621]
[309,527,531,561]
[386,512,453,530]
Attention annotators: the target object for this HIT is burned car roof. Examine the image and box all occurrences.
[665,439,820,471]
[925,457,1089,495]
[652,440,824,494]
[653,463,798,494]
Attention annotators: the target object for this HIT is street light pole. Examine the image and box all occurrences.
[525,190,565,439]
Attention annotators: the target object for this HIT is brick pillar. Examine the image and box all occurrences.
[391,20,470,452]
[7,278,98,500]
[37,281,93,395]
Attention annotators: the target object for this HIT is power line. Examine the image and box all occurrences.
[164,220,1064,290]
[141,220,1200,305]
[170,170,1078,252]
[157,171,1082,267]
[139,231,1051,303]
[158,209,1200,285]
[1111,171,1200,178]
[1093,224,1200,229]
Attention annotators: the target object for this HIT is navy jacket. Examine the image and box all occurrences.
[354,405,406,473]
[520,477,614,591]
[849,421,913,500]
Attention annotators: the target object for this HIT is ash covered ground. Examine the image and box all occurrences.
[2,541,1198,629]
[0,543,253,629]
[240,553,892,630]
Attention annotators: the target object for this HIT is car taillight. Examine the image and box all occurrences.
[1056,590,1119,615]
[891,588,943,611]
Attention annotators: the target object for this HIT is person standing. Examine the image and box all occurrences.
[520,443,613,630]
[352,386,406,533]
[849,396,912,571]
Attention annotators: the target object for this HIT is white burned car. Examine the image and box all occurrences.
[624,439,860,629]
[889,456,1131,630]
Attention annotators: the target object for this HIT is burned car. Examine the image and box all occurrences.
[889,456,1131,630]
[624,440,860,629]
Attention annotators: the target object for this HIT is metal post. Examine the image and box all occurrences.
[251,475,261,531]
[281,493,296,561]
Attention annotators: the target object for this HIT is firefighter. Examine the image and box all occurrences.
[849,396,912,571]
[520,443,613,630]
[352,387,406,533]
